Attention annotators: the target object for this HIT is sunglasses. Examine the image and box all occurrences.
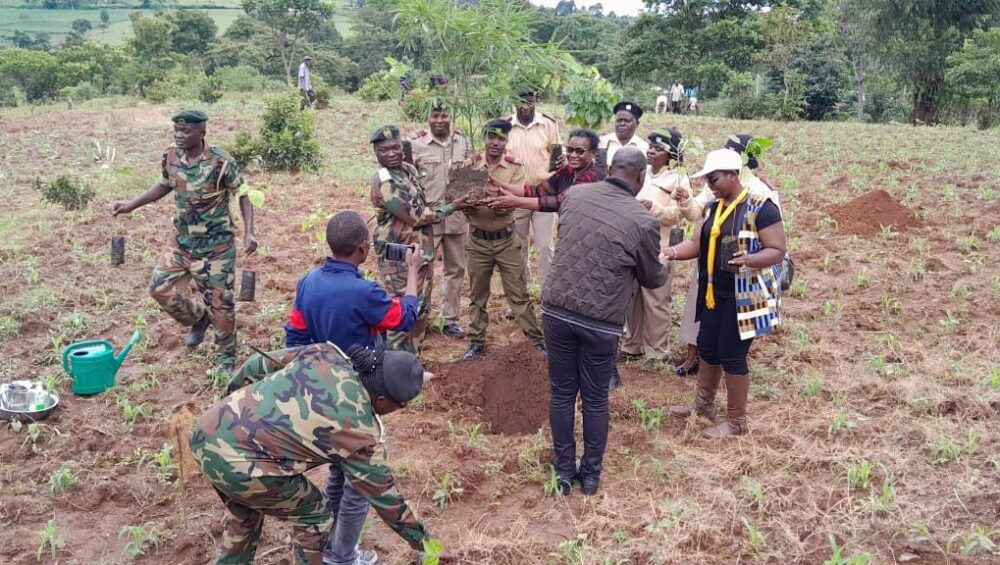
[565,147,591,156]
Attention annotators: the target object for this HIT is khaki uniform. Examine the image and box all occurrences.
[464,154,544,347]
[506,112,560,290]
[411,130,470,325]
[621,167,699,360]
[598,133,649,176]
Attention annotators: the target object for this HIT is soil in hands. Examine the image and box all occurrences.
[446,168,491,204]
[828,189,921,238]
[428,341,549,435]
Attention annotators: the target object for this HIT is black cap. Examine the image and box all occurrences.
[648,128,683,162]
[370,125,400,144]
[382,350,425,404]
[724,134,759,169]
[613,101,643,120]
[483,118,512,137]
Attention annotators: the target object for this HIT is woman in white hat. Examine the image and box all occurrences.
[661,148,785,438]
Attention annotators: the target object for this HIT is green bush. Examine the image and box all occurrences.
[212,65,268,92]
[225,91,321,171]
[357,71,400,102]
[32,175,96,211]
[400,88,434,121]
[561,68,619,129]
[59,81,99,105]
[198,79,223,104]
[722,72,763,120]
[314,85,331,110]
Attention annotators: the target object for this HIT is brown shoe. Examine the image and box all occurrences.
[668,361,722,421]
[702,373,750,439]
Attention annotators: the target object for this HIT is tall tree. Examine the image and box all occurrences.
[847,0,1000,124]
[946,28,1000,128]
[242,0,335,85]
[753,5,812,103]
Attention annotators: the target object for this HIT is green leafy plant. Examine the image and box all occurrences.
[32,175,96,210]
[987,225,1000,243]
[949,281,969,302]
[119,523,163,557]
[562,66,619,129]
[823,534,871,565]
[542,464,562,498]
[947,524,1000,556]
[48,465,77,495]
[847,459,873,489]
[119,398,148,431]
[938,310,960,333]
[631,399,664,432]
[800,376,823,398]
[957,234,980,253]
[421,537,446,565]
[37,518,64,562]
[829,411,858,438]
[22,422,43,454]
[152,443,178,483]
[742,517,767,556]
[741,475,765,511]
[432,473,464,508]
[225,90,321,171]
[551,533,588,564]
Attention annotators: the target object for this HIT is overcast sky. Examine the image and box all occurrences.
[533,0,647,17]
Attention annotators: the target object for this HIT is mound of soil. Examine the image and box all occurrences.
[446,168,490,203]
[828,189,921,238]
[429,342,549,435]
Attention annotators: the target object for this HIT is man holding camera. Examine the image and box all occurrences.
[370,125,468,354]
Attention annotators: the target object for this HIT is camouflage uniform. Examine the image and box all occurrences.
[149,144,242,367]
[192,343,429,565]
[370,163,453,353]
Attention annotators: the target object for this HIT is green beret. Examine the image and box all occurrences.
[171,109,208,124]
[370,125,400,144]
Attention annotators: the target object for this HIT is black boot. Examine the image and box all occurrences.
[185,312,211,348]
[459,343,485,361]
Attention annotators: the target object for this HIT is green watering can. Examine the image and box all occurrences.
[62,330,142,395]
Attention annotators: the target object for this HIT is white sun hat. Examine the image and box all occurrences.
[691,148,744,178]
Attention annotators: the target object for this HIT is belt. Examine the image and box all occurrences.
[471,226,514,241]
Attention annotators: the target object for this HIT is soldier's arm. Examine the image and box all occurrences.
[377,178,453,228]
[114,152,174,216]
[226,346,304,391]
[341,445,429,550]
[224,160,256,249]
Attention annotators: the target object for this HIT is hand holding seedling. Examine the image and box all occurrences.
[485,193,522,211]
[674,185,690,201]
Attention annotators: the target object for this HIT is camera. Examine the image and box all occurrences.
[383,243,410,262]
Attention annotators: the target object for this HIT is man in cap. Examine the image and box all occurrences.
[599,101,649,176]
[410,102,471,339]
[112,109,257,373]
[458,119,546,361]
[505,90,562,300]
[299,55,315,110]
[196,342,437,564]
[370,125,468,354]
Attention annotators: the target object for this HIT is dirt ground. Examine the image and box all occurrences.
[1,96,999,564]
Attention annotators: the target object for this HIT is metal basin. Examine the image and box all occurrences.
[0,380,60,422]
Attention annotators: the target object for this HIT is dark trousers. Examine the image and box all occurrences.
[544,314,619,481]
[697,295,753,374]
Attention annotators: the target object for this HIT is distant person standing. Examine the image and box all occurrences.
[542,147,667,496]
[671,82,684,114]
[111,110,257,373]
[299,55,315,110]
[506,90,561,298]
[599,102,649,177]
[410,103,471,340]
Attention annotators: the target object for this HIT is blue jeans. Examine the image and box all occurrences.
[323,466,371,565]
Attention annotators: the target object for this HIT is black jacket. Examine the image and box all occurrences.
[541,177,668,326]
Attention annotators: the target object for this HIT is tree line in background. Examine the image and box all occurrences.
[2,0,1000,128]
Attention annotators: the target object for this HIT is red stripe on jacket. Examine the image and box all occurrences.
[288,308,307,331]
[373,298,404,330]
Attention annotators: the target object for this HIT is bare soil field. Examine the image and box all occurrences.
[0,95,998,564]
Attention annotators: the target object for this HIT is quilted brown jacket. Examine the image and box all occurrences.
[541,177,668,326]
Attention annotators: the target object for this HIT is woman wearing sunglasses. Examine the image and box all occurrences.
[486,128,602,213]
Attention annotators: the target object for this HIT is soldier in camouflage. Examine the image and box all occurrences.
[369,125,468,354]
[195,342,434,564]
[112,109,257,371]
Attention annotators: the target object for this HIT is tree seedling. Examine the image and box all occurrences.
[946,524,1000,556]
[742,517,767,556]
[48,465,77,495]
[847,459,873,490]
[420,537,446,565]
[119,523,163,557]
[432,473,463,509]
[741,475,765,511]
[152,443,179,483]
[542,464,562,498]
[823,534,871,565]
[22,422,42,454]
[37,518,64,562]
[631,399,663,432]
[550,534,588,565]
[119,398,148,432]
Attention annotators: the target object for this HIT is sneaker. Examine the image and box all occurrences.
[578,475,600,496]
[184,313,211,348]
[459,343,485,361]
[503,307,515,320]
[441,323,466,339]
[355,548,378,565]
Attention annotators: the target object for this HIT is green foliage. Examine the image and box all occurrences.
[242,0,334,84]
[48,464,77,495]
[212,64,270,92]
[32,175,95,211]
[432,473,463,508]
[119,523,163,557]
[421,538,446,565]
[356,70,401,102]
[631,398,664,433]
[37,518,64,562]
[226,91,321,171]
[824,534,871,565]
[562,66,619,129]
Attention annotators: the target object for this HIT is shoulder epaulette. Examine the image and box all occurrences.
[541,113,558,122]
[410,130,428,140]
[377,168,392,182]
[453,129,463,136]
[503,154,522,165]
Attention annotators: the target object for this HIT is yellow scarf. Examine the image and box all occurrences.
[705,188,749,309]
